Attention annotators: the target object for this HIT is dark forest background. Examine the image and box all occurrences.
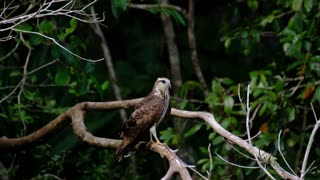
[1,0,320,179]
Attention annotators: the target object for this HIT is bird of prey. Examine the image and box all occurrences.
[116,77,171,160]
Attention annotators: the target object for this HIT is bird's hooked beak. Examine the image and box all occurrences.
[168,83,172,90]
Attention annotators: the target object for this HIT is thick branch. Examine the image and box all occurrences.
[0,99,141,149]
[149,143,192,180]
[0,98,299,179]
[171,109,299,180]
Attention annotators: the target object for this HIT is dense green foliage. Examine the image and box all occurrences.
[1,0,320,179]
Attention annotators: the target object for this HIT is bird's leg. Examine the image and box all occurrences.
[149,125,161,144]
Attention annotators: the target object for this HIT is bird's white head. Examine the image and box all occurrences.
[153,77,171,94]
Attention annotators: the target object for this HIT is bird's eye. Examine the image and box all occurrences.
[161,80,166,84]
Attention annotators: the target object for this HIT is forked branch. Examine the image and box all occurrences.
[0,98,299,179]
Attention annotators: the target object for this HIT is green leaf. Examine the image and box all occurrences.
[149,7,160,14]
[211,80,222,93]
[85,62,95,73]
[221,78,234,85]
[208,132,216,140]
[15,22,33,31]
[259,103,268,116]
[247,0,259,10]
[224,37,231,49]
[171,9,186,26]
[283,40,302,57]
[287,107,295,122]
[288,14,303,33]
[260,14,274,27]
[65,18,77,36]
[311,56,320,62]
[241,30,248,38]
[55,68,71,85]
[304,0,313,12]
[51,45,60,58]
[114,0,128,11]
[10,70,21,77]
[30,75,37,83]
[90,75,103,99]
[250,30,260,43]
[185,124,202,138]
[292,0,303,11]
[29,34,44,46]
[101,81,109,91]
[224,96,234,113]
[111,0,127,18]
[39,20,54,33]
[212,136,223,145]
[78,78,89,95]
[315,86,320,102]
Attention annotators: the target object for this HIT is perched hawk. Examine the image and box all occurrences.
[116,77,171,160]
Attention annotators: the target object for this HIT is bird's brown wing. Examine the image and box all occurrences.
[133,92,155,110]
[116,96,165,159]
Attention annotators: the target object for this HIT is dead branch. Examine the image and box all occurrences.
[0,0,103,33]
[0,98,300,179]
[149,143,192,180]
[0,99,140,149]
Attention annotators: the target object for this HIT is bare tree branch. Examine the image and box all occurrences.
[13,29,104,62]
[149,143,192,180]
[0,98,300,179]
[244,85,276,180]
[0,0,103,33]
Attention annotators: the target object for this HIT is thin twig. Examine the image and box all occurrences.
[300,103,320,178]
[245,85,275,180]
[0,40,20,62]
[224,139,256,161]
[13,29,104,62]
[277,130,297,176]
[215,153,259,169]
[27,59,59,75]
[207,143,213,179]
